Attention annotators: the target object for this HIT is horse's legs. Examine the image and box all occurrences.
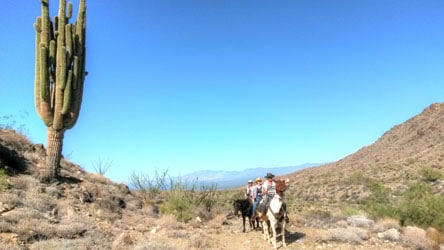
[242,216,246,233]
[282,220,287,247]
[271,223,277,249]
[262,220,269,241]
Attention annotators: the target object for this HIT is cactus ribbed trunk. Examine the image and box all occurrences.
[44,128,65,181]
[34,0,87,182]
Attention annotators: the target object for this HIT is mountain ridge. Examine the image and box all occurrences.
[179,163,323,189]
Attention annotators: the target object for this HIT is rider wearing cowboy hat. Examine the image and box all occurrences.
[251,177,265,219]
[263,172,276,201]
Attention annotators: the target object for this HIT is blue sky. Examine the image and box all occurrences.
[1,0,443,183]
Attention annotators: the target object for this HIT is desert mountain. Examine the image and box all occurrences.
[284,102,444,205]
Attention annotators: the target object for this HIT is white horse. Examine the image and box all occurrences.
[264,179,289,249]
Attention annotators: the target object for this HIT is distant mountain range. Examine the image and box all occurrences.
[179,163,323,190]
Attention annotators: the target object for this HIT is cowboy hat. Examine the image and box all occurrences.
[255,177,262,183]
[264,172,275,178]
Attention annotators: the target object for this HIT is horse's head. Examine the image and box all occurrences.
[233,199,242,217]
[275,178,290,196]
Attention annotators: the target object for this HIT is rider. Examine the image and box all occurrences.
[244,179,254,201]
[251,177,264,218]
[262,172,276,204]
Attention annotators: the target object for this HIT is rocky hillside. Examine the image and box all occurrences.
[284,102,444,207]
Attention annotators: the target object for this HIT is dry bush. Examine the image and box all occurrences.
[401,226,432,250]
[9,175,36,191]
[111,232,137,249]
[15,218,52,242]
[425,227,444,248]
[140,199,161,217]
[27,230,109,250]
[24,192,56,213]
[346,215,375,228]
[303,208,338,227]
[14,217,88,243]
[374,217,401,232]
[188,232,211,249]
[2,207,43,225]
[55,222,88,238]
[133,239,185,250]
[0,191,25,209]
[29,239,92,250]
[80,182,100,199]
[329,227,369,244]
[167,229,188,239]
[206,213,227,231]
[0,240,23,250]
[96,195,125,212]
[94,207,122,221]
[85,172,111,185]
[156,214,185,231]
[125,197,143,211]
[377,228,401,242]
[194,206,214,221]
[44,185,62,199]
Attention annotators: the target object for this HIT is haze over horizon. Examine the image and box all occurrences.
[1,0,443,183]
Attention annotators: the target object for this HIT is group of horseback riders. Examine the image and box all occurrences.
[244,172,289,223]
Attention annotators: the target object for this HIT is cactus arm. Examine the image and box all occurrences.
[61,70,73,115]
[34,17,42,116]
[40,0,50,46]
[49,40,56,66]
[65,24,72,61]
[39,45,49,101]
[67,2,72,19]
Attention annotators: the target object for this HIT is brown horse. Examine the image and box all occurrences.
[262,178,289,249]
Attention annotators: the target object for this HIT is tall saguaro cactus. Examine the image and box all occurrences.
[34,0,87,182]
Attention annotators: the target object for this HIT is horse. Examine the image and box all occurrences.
[233,198,257,232]
[263,178,289,249]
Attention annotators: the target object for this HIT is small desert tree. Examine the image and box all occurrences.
[33,0,87,182]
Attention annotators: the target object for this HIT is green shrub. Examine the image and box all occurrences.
[360,178,398,218]
[419,167,443,182]
[0,168,7,191]
[158,177,217,222]
[399,182,444,231]
[341,205,361,217]
[159,193,194,222]
[346,172,368,185]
